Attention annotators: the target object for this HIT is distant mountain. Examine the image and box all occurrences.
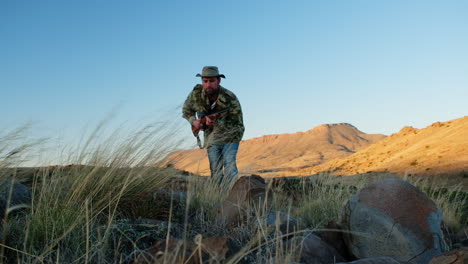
[161,123,386,176]
[293,116,468,177]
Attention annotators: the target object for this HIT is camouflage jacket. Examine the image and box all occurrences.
[182,84,244,147]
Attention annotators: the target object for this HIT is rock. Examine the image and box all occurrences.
[268,177,307,201]
[342,179,448,264]
[229,174,265,200]
[451,227,468,248]
[165,175,191,192]
[336,257,402,264]
[315,220,355,261]
[288,233,346,264]
[462,239,468,248]
[217,175,266,226]
[428,247,468,264]
[266,210,302,237]
[456,227,468,238]
[118,189,187,221]
[0,180,31,219]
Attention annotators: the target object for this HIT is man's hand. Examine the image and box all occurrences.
[192,119,203,130]
[191,115,216,136]
[205,116,215,127]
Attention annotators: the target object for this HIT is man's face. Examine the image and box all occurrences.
[202,77,220,96]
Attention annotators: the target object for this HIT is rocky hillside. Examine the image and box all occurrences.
[162,123,386,176]
[293,116,468,177]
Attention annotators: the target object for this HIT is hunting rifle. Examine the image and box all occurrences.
[192,108,230,148]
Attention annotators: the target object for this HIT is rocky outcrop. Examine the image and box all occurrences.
[342,179,448,264]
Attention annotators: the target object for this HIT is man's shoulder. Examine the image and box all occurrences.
[186,84,203,99]
[220,87,239,100]
[192,84,203,92]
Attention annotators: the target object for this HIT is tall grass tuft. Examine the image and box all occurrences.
[1,119,186,263]
[290,173,363,229]
[403,174,468,232]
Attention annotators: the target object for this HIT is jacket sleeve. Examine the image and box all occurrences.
[182,91,197,124]
[230,95,243,126]
[226,93,245,139]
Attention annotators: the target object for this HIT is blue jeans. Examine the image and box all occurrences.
[207,142,240,184]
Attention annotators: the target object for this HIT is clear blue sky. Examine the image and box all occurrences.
[1,0,467,163]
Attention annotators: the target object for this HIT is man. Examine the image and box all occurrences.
[182,66,244,184]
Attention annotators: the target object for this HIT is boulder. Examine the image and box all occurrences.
[342,179,448,264]
[268,177,307,201]
[451,227,468,248]
[118,189,186,221]
[288,233,346,264]
[266,210,302,237]
[217,174,266,226]
[428,247,468,264]
[0,180,31,219]
[337,257,401,264]
[315,220,355,261]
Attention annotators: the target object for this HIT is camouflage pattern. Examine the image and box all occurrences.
[183,84,244,148]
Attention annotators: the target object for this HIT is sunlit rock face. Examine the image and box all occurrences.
[342,179,448,264]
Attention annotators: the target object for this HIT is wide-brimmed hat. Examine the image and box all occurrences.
[196,66,226,78]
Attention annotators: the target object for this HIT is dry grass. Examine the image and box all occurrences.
[0,120,184,263]
[0,121,466,263]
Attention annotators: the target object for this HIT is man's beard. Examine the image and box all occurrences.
[205,87,219,96]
